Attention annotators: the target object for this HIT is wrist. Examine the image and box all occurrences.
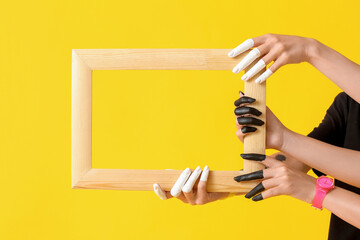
[306,38,323,64]
[277,126,293,152]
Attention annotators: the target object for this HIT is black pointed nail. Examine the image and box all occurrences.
[234,107,262,116]
[245,182,265,199]
[234,170,264,182]
[275,154,287,161]
[252,194,263,202]
[240,153,266,161]
[237,117,264,126]
[239,90,244,95]
[241,126,257,133]
[234,96,256,106]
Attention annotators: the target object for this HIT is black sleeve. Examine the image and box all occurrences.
[307,92,348,176]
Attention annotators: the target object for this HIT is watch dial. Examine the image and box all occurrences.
[318,177,333,188]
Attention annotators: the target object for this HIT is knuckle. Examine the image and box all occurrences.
[236,129,243,137]
[265,33,274,38]
[275,42,285,52]
[279,165,287,173]
[281,53,290,61]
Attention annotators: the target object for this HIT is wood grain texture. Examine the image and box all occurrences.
[244,60,266,173]
[71,49,266,192]
[74,169,257,192]
[73,49,241,70]
[71,50,92,187]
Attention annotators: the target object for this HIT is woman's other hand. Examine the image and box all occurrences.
[235,91,287,150]
[228,34,318,84]
[234,154,316,204]
[153,166,230,205]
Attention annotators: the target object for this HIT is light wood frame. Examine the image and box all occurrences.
[72,49,266,192]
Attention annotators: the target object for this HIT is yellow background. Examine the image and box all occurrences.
[1,0,359,239]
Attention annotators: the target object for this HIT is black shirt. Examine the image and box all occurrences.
[308,92,360,239]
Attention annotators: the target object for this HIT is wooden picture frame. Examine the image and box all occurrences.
[72,49,266,192]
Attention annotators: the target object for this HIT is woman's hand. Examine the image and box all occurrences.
[228,34,318,83]
[234,154,316,204]
[153,166,230,205]
[235,91,287,150]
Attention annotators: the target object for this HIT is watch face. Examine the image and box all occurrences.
[318,177,334,189]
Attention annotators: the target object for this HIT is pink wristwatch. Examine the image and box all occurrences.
[312,176,334,210]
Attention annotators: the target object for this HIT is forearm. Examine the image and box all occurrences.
[323,187,360,229]
[309,39,360,103]
[281,130,360,187]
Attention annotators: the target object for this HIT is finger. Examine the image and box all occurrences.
[241,126,257,133]
[234,168,279,182]
[245,182,265,199]
[182,166,202,193]
[197,165,209,195]
[176,192,189,203]
[170,168,191,197]
[234,96,256,107]
[232,48,261,74]
[268,53,289,73]
[252,186,282,201]
[245,178,279,198]
[254,68,273,84]
[237,117,264,126]
[234,106,262,117]
[241,59,266,81]
[240,153,266,161]
[262,156,285,168]
[228,39,254,58]
[234,169,264,182]
[153,183,170,200]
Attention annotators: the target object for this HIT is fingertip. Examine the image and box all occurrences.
[182,166,202,193]
[232,67,240,74]
[228,51,235,58]
[153,183,168,200]
[200,165,209,181]
[252,194,264,202]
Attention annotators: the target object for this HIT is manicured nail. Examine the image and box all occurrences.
[234,97,256,106]
[239,90,244,95]
[245,182,265,199]
[200,165,209,181]
[232,67,240,74]
[237,117,264,126]
[182,166,202,193]
[241,126,257,133]
[255,69,273,84]
[170,168,191,197]
[153,183,167,200]
[228,51,235,57]
[241,74,248,81]
[240,153,266,161]
[234,170,264,182]
[252,194,263,202]
[234,107,262,116]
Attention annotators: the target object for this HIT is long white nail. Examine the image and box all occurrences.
[242,59,266,81]
[182,166,202,193]
[255,69,273,84]
[153,183,167,200]
[228,39,254,58]
[170,168,191,197]
[232,48,260,74]
[200,165,210,181]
